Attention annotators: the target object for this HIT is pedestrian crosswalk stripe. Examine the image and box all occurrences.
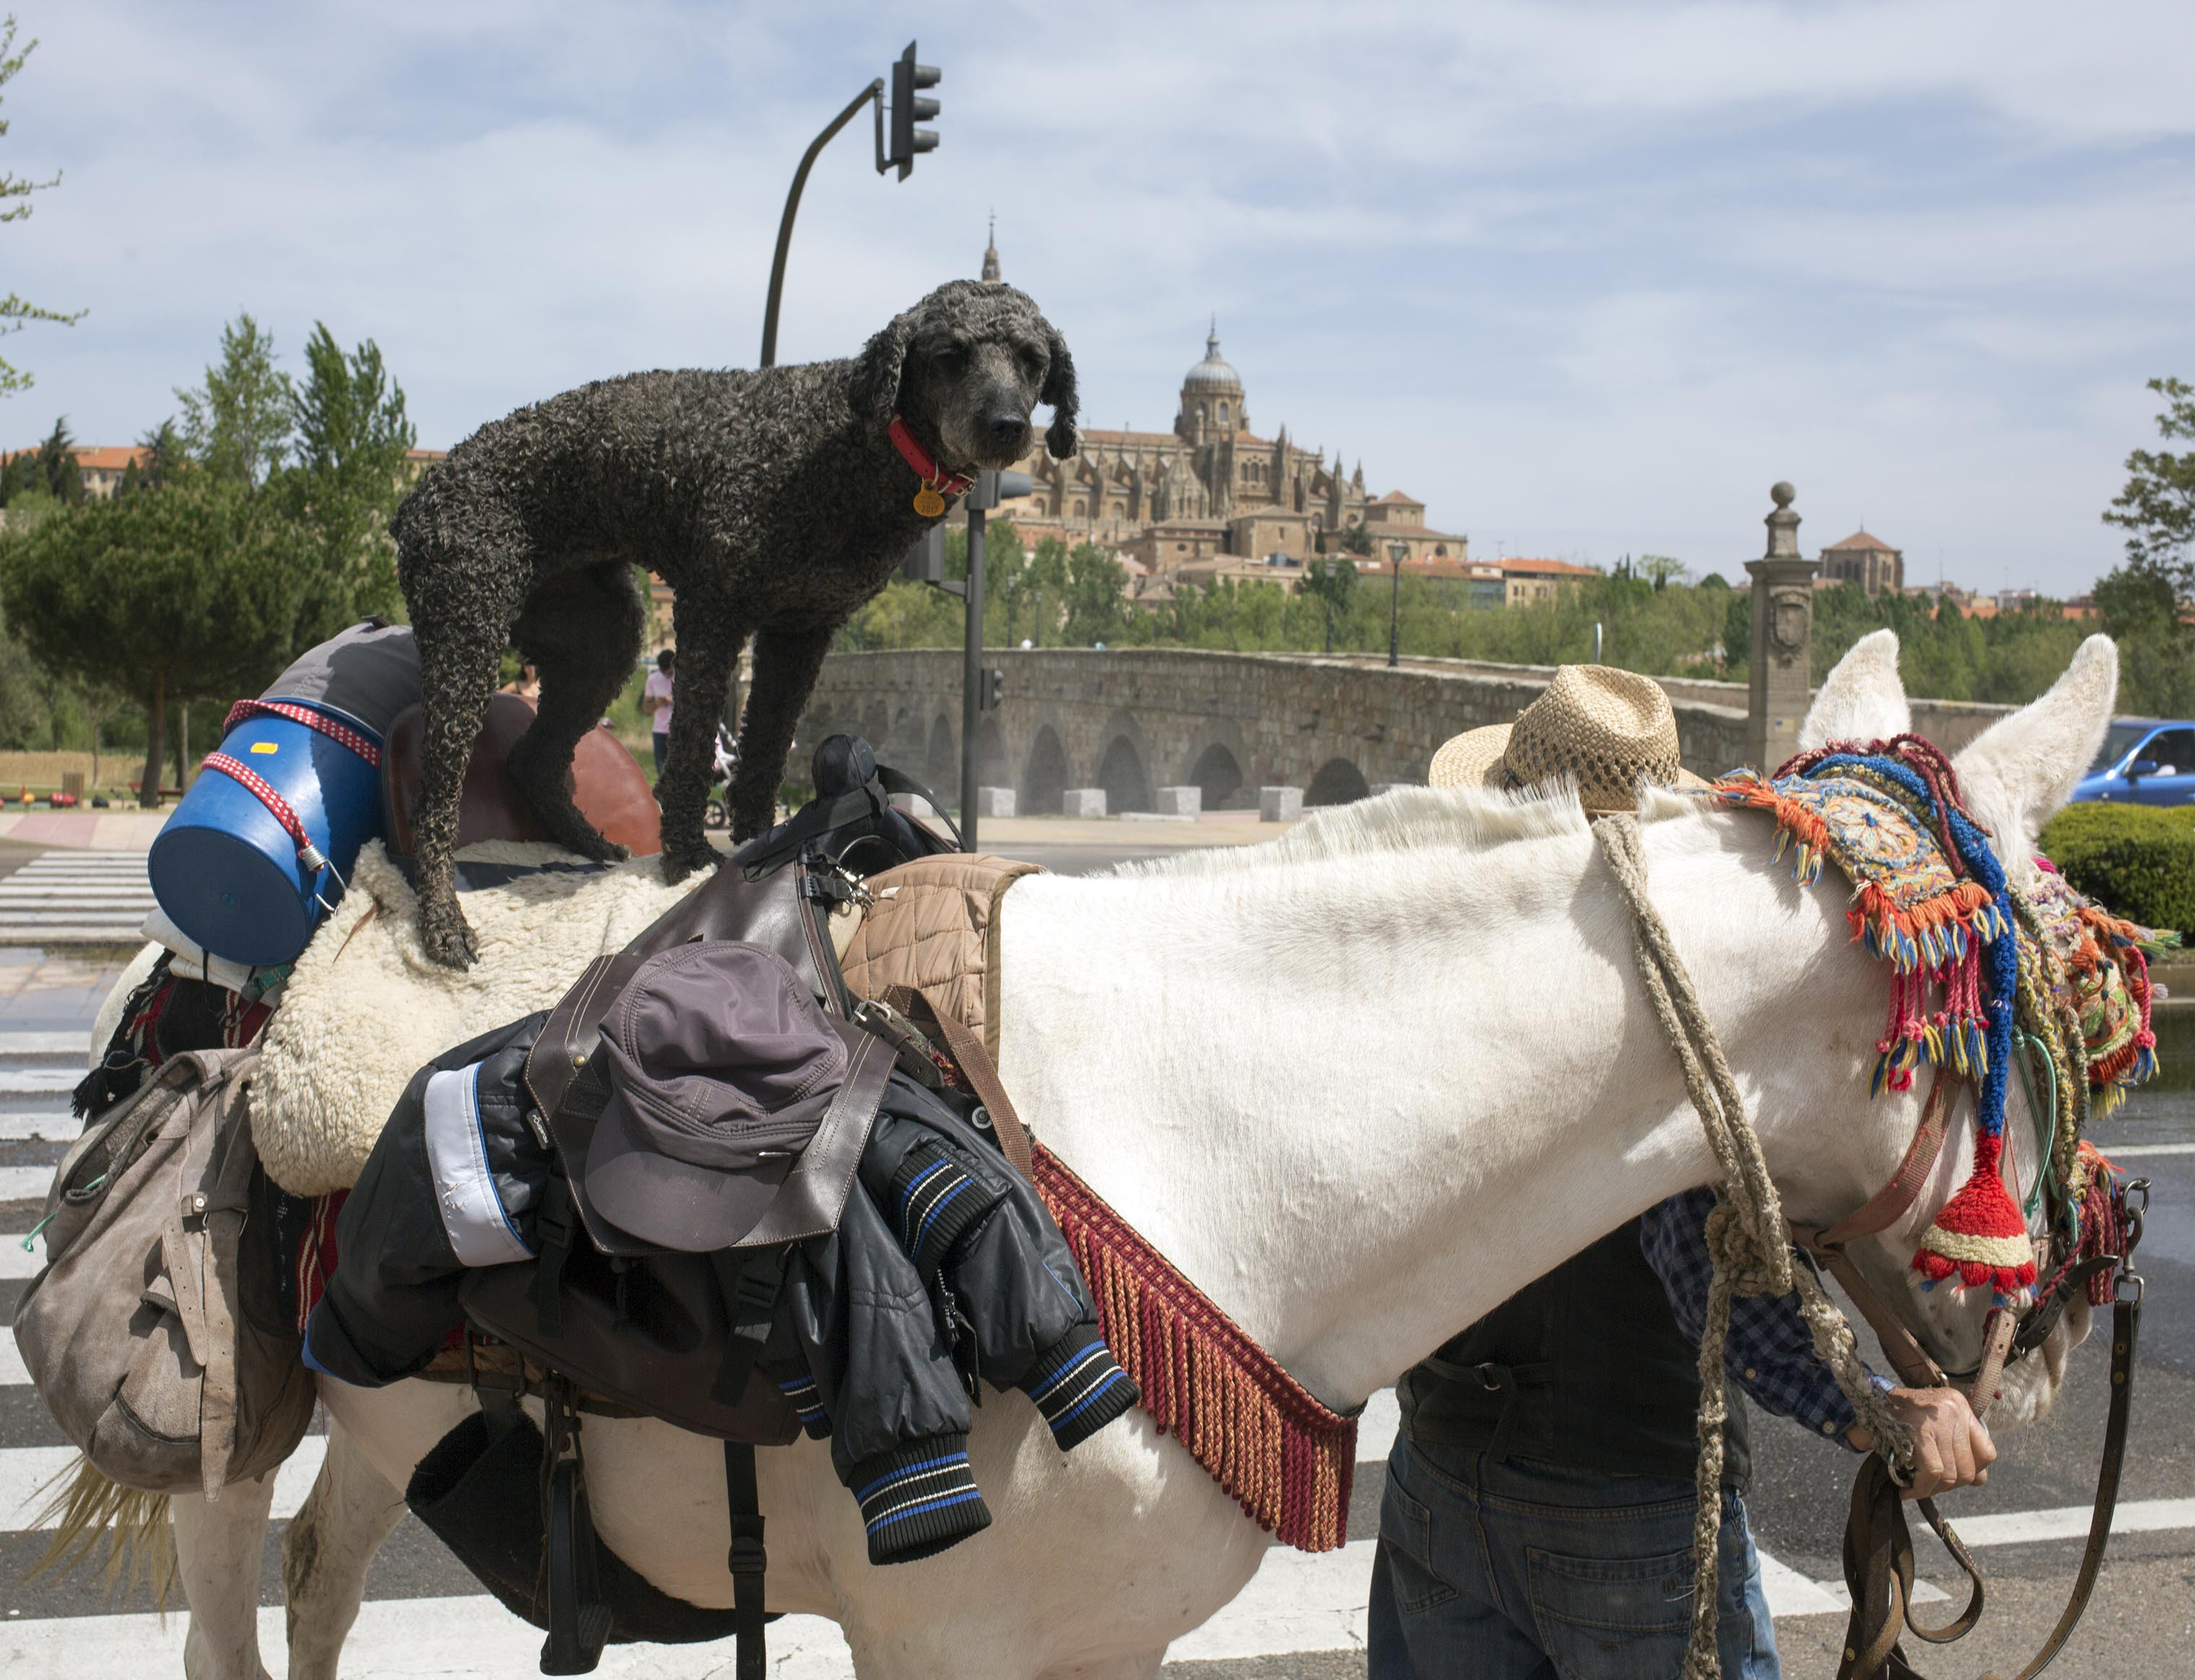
[0,1437,328,1530]
[0,1069,84,1094]
[1,1234,41,1278]
[0,1111,72,1140]
[0,1328,25,1386]
[0,1165,57,1201]
[0,1032,92,1057]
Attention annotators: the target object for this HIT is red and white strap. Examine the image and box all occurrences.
[200,753,332,875]
[222,699,383,769]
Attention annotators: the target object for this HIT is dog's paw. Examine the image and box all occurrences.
[417,903,479,970]
[659,841,720,885]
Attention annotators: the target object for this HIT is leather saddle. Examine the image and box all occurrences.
[456,849,883,1444]
[380,694,664,859]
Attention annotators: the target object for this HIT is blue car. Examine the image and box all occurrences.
[2071,719,2195,806]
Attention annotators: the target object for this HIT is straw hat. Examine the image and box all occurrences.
[1428,665,1709,814]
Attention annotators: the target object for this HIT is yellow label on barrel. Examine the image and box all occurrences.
[248,741,279,754]
[913,486,946,518]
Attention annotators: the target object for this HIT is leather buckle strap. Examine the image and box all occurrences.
[724,1442,769,1680]
[883,984,1036,1184]
[1820,1073,1956,1249]
[1789,1225,1947,1392]
[1833,1265,2143,1679]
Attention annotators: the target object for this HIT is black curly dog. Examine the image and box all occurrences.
[391,280,1078,966]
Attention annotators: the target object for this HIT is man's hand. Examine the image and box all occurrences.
[1849,1386,1997,1500]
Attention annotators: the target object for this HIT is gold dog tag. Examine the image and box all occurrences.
[913,486,946,518]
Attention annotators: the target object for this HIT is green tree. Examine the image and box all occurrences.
[270,322,415,642]
[1024,535,1069,647]
[1061,543,1127,646]
[1300,556,1358,652]
[1336,522,1374,558]
[0,18,82,398]
[1638,554,1688,592]
[115,419,186,497]
[176,314,293,487]
[2104,377,2195,589]
[1,474,313,804]
[37,413,79,499]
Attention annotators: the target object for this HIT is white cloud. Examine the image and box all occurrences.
[4,0,2191,598]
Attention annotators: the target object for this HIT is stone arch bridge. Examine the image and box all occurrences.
[795,649,2015,815]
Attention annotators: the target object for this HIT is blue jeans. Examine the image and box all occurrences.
[1368,1438,1781,1679]
[652,732,668,774]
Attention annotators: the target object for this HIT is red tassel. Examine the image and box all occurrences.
[1913,1131,2036,1298]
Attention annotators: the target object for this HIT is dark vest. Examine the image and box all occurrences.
[1397,1221,1751,1490]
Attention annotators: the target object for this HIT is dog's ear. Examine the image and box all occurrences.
[1040,325,1079,460]
[851,309,916,438]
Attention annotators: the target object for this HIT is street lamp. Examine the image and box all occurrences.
[1387,540,1408,668]
[759,43,943,368]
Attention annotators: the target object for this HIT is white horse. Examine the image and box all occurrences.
[160,630,2114,1680]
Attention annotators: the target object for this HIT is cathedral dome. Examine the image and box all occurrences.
[1182,327,1241,394]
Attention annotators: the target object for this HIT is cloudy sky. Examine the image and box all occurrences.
[8,1,2191,597]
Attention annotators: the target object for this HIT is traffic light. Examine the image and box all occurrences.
[964,468,1033,511]
[979,668,1004,712]
[889,43,940,181]
[899,525,945,585]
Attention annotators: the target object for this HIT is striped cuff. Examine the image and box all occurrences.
[1019,1325,1138,1451]
[886,1142,999,1276]
[773,1366,830,1440]
[850,1435,992,1565]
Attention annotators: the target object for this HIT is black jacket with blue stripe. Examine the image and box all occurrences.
[305,1011,1136,1565]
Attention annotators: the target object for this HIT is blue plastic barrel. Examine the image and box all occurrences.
[148,704,385,967]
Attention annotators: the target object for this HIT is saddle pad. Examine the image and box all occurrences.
[251,839,702,1196]
[835,853,1042,1063]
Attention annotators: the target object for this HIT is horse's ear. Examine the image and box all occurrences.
[1952,634,2118,872]
[1798,629,1908,751]
[1040,325,1078,460]
[850,309,916,438]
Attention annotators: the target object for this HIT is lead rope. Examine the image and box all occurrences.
[1593,815,1915,1680]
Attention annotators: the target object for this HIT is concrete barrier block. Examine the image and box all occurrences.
[974,786,1016,818]
[1155,784,1201,816]
[889,792,941,820]
[1062,788,1107,818]
[1372,781,1416,797]
[1260,785,1304,823]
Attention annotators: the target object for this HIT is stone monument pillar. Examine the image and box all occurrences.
[1744,481,1818,772]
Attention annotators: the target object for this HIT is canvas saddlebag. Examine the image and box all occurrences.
[12,1049,315,1497]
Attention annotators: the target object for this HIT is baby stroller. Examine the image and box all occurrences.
[702,723,739,831]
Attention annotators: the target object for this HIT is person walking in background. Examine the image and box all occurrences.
[643,647,675,776]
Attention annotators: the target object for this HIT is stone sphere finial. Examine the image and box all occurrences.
[1770,481,1795,509]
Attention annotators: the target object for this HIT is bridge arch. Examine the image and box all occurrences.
[1188,743,1245,810]
[1022,725,1070,816]
[1306,756,1371,807]
[860,699,890,751]
[1097,735,1152,814]
[975,717,1009,794]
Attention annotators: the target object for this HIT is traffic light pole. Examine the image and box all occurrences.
[758,77,885,369]
[960,499,986,848]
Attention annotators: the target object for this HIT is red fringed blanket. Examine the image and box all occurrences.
[295,1139,1362,1554]
[1032,1142,1358,1553]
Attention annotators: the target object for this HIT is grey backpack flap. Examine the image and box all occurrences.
[12,1049,316,1497]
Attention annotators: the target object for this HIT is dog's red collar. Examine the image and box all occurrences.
[888,416,975,516]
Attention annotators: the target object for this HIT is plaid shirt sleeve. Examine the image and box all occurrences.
[1640,1188,1888,1450]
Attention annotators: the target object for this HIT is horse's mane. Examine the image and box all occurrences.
[1117,778,1710,880]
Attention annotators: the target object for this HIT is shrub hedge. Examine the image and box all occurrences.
[2038,802,2195,939]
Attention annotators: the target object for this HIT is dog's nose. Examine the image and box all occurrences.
[985,413,1030,448]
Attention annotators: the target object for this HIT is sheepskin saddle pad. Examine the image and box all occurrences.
[252,840,702,1196]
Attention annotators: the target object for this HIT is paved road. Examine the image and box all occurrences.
[0,833,2189,1676]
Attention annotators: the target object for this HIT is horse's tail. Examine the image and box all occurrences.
[9,1452,177,1607]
